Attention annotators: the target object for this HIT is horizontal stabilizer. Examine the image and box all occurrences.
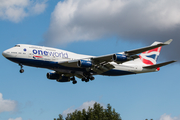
[143,60,176,69]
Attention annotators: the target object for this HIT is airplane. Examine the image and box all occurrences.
[2,39,176,84]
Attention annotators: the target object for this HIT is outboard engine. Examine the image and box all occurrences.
[77,60,92,68]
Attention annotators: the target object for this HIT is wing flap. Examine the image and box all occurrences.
[93,62,115,74]
[58,60,79,67]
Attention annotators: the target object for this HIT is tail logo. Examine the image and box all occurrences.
[139,47,162,65]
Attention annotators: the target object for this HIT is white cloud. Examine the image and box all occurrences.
[62,101,103,116]
[8,117,23,120]
[44,0,180,61]
[30,1,47,15]
[44,0,180,46]
[0,0,47,23]
[0,93,17,113]
[62,106,75,116]
[78,100,97,111]
[159,114,180,120]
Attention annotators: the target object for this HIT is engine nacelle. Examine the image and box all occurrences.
[112,54,127,62]
[47,72,60,80]
[77,60,92,68]
[56,76,70,82]
[47,72,70,82]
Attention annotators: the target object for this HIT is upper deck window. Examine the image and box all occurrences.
[46,49,56,51]
[14,45,20,47]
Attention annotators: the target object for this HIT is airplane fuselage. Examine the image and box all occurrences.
[2,44,157,77]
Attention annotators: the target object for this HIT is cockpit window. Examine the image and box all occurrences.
[14,45,20,47]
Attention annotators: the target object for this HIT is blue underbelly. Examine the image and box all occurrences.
[101,69,136,76]
[6,57,85,71]
[6,57,136,76]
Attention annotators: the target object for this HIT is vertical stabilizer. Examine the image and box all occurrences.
[139,42,162,65]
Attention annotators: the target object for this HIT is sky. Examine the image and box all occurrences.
[0,0,180,120]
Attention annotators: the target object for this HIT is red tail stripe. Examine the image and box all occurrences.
[139,55,154,65]
[33,56,43,58]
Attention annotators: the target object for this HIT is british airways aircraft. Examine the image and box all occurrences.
[2,39,176,84]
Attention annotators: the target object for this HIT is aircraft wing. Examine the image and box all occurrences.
[58,59,115,74]
[123,39,172,55]
[91,39,173,63]
[58,60,79,68]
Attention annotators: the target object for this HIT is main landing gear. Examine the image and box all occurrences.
[70,75,95,84]
[70,76,77,84]
[19,63,24,73]
[81,75,95,82]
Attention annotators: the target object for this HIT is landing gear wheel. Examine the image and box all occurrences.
[71,76,77,84]
[20,69,24,73]
[89,76,95,80]
[72,80,77,84]
[82,78,85,82]
[85,79,89,82]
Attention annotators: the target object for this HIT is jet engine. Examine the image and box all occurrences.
[56,76,70,82]
[47,72,70,82]
[112,54,128,62]
[77,60,92,68]
[47,72,60,80]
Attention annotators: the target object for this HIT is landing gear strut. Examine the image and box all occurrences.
[19,63,24,73]
[70,76,77,84]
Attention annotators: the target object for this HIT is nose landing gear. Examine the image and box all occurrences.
[19,63,24,73]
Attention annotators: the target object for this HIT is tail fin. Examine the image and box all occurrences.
[139,42,162,65]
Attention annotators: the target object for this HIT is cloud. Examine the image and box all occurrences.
[0,0,47,23]
[30,1,47,15]
[0,93,17,113]
[159,114,180,120]
[78,101,97,111]
[62,106,75,116]
[8,117,23,120]
[44,0,180,61]
[62,101,104,116]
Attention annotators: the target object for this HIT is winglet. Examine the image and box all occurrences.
[164,39,173,45]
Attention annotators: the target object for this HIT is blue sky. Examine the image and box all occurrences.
[1,0,180,120]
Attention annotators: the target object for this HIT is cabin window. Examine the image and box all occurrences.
[11,52,17,54]
[14,45,20,47]
[29,46,42,49]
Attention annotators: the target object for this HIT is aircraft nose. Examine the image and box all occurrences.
[2,50,9,58]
